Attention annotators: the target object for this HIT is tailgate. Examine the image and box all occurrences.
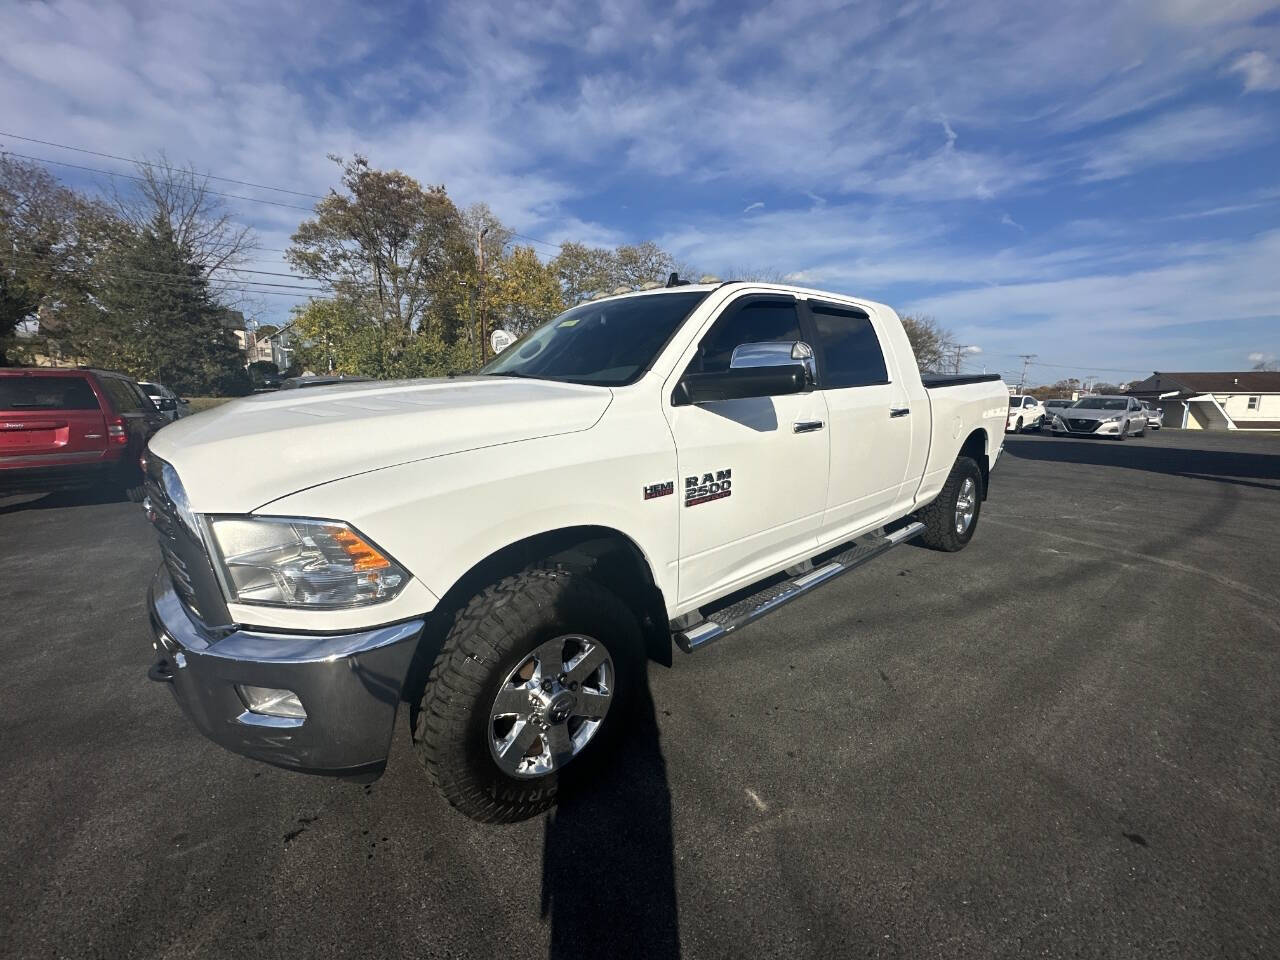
[0,375,109,460]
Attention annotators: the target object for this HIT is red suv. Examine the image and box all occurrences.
[0,368,168,500]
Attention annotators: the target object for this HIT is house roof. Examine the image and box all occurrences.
[1128,371,1280,395]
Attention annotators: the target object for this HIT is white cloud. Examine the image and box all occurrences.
[1228,51,1280,92]
[1080,106,1272,181]
[743,201,764,214]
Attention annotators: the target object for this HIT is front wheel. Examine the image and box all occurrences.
[413,567,642,823]
[916,456,983,552]
[1113,420,1127,441]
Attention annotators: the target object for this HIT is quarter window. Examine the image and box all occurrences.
[690,298,801,374]
[809,304,889,388]
[101,378,141,413]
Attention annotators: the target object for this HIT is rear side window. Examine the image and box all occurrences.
[692,298,801,374]
[100,378,142,413]
[0,376,101,411]
[809,304,889,388]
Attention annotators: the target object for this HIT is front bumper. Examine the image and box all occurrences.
[1049,419,1120,436]
[146,566,424,781]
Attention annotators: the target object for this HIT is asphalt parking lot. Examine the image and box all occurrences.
[2,428,1277,959]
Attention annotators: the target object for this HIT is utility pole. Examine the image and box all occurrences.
[477,225,490,364]
[1017,354,1036,392]
[953,344,978,374]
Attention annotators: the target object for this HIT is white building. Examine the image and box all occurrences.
[1127,372,1280,431]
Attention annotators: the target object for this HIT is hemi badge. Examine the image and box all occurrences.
[643,481,674,500]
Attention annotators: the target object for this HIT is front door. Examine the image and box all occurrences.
[664,295,830,607]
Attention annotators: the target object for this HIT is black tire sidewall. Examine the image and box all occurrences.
[419,570,643,821]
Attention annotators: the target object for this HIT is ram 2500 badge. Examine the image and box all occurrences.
[144,281,1008,823]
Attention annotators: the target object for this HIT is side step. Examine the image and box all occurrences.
[672,522,926,653]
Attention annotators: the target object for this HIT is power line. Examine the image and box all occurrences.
[10,249,326,285]
[0,131,327,199]
[8,251,330,293]
[0,150,317,212]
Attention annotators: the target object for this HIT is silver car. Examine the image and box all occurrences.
[1048,395,1147,440]
[1141,400,1164,429]
[139,381,190,422]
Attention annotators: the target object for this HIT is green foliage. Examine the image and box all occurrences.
[290,297,474,379]
[74,218,251,395]
[549,241,678,306]
[491,245,565,336]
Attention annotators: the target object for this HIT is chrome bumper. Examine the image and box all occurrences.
[146,566,424,781]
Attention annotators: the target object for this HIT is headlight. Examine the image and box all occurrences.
[1104,414,1123,422]
[207,516,408,608]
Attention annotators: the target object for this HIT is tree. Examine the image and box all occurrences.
[85,218,250,395]
[610,242,675,289]
[551,241,615,305]
[899,313,956,373]
[0,156,123,364]
[287,155,473,350]
[491,246,564,337]
[111,153,257,301]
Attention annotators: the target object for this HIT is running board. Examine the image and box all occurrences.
[672,522,927,653]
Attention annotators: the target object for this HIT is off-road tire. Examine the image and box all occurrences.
[414,567,643,823]
[916,456,983,552]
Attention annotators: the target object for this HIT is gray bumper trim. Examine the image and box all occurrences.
[147,566,424,780]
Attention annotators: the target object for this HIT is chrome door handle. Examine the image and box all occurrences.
[793,420,825,434]
[890,407,910,418]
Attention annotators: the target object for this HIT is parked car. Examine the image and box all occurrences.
[1006,394,1045,433]
[1048,395,1147,440]
[138,381,190,422]
[1,367,166,499]
[256,372,283,390]
[143,281,1009,823]
[1141,400,1164,430]
[280,374,372,389]
[1043,397,1074,421]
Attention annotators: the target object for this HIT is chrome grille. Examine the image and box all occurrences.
[145,475,201,616]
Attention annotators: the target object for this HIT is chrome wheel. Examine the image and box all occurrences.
[954,477,977,535]
[487,634,614,779]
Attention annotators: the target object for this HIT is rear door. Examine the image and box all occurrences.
[97,376,163,450]
[0,373,108,462]
[805,300,914,545]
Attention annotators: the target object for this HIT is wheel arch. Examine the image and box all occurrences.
[404,525,672,711]
[959,427,992,499]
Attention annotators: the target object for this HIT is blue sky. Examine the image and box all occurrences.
[2,0,1278,384]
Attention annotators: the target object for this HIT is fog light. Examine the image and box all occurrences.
[237,684,306,719]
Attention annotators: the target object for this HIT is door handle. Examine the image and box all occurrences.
[793,420,825,434]
[890,407,910,418]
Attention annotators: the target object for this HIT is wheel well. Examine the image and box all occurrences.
[404,527,671,708]
[959,429,990,499]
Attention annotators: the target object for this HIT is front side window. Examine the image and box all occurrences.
[687,298,801,375]
[480,291,709,386]
[1024,397,1036,407]
[809,304,889,388]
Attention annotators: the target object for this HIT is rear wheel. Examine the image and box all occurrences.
[414,567,642,823]
[916,456,983,552]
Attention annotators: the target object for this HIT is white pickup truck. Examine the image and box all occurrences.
[143,281,1007,822]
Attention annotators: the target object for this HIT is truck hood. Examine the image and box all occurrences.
[148,376,612,512]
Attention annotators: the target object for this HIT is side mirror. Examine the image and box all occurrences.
[674,341,815,406]
[178,397,189,405]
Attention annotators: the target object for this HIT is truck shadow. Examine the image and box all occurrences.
[540,656,680,959]
[1003,436,1280,491]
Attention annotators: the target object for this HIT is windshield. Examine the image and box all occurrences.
[480,291,710,386]
[1071,397,1127,410]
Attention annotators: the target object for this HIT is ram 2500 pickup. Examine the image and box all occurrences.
[143,281,1008,822]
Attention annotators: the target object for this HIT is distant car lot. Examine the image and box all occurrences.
[1,428,1277,959]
